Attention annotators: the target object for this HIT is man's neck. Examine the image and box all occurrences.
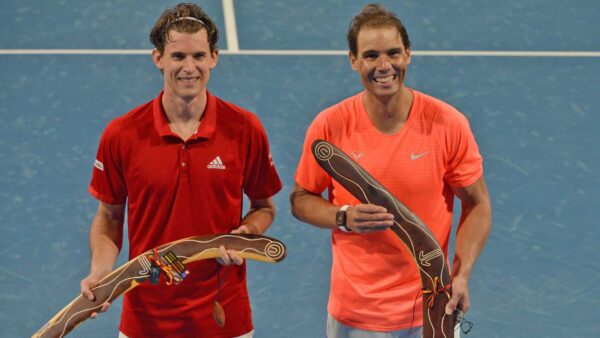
[162,89,207,122]
[161,89,208,140]
[363,87,413,134]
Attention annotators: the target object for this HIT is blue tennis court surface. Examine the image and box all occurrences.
[1,1,598,337]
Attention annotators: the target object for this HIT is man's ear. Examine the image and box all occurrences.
[349,51,359,71]
[152,48,163,70]
[406,48,412,65]
[210,48,219,69]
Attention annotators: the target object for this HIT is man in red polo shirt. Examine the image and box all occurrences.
[79,3,282,338]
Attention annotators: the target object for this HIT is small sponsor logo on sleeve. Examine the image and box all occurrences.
[269,153,275,166]
[94,159,104,171]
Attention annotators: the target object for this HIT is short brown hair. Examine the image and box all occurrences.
[347,4,411,56]
[149,3,219,54]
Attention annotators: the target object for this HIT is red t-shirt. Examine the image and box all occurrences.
[295,90,483,331]
[89,91,282,337]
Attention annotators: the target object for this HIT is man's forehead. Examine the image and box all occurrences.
[165,29,209,44]
[356,26,404,49]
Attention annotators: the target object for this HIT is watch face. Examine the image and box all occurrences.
[336,210,345,226]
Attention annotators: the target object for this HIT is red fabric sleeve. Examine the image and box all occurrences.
[242,114,282,199]
[88,120,128,205]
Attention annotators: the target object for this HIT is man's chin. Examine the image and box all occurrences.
[368,85,400,98]
[174,88,204,100]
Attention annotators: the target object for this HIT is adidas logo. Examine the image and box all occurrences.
[207,156,226,170]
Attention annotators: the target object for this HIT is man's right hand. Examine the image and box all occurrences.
[345,204,395,233]
[80,272,111,318]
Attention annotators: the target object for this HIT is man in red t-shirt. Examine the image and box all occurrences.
[291,4,491,338]
[80,4,282,338]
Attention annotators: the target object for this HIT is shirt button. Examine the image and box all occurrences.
[181,162,186,167]
[182,144,186,149]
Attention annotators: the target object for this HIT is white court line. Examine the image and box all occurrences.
[0,49,599,57]
[224,50,600,57]
[0,49,151,55]
[222,0,239,52]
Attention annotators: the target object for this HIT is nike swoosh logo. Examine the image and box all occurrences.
[410,152,429,160]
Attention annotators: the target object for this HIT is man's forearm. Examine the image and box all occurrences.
[290,185,338,230]
[241,197,278,235]
[452,203,492,280]
[89,209,124,277]
[241,207,275,235]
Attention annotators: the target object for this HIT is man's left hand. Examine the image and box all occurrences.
[216,224,255,266]
[445,276,470,315]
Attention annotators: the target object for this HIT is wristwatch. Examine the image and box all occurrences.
[335,205,352,232]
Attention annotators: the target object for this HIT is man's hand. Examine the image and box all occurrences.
[445,276,470,315]
[216,224,254,266]
[80,272,111,318]
[345,204,395,233]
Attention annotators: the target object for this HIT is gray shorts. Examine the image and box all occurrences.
[327,314,423,338]
[327,314,461,338]
[119,329,254,338]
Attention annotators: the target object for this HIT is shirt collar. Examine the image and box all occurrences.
[152,90,217,141]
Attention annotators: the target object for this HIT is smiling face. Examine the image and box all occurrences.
[350,26,411,100]
[152,29,218,103]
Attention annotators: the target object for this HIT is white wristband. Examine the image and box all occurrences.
[336,205,352,232]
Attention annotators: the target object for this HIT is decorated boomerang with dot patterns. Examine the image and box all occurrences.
[32,234,286,338]
[312,139,457,338]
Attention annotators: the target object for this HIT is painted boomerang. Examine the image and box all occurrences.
[32,233,287,338]
[312,139,456,338]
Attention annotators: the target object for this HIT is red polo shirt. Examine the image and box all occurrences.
[89,91,282,338]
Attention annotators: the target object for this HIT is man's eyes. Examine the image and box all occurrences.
[171,54,205,60]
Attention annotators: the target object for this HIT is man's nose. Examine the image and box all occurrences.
[182,57,195,71]
[376,56,391,70]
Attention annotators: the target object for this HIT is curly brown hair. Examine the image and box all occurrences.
[149,3,219,54]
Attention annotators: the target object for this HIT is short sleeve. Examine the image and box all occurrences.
[242,114,282,199]
[444,113,483,187]
[88,120,128,205]
[294,112,333,194]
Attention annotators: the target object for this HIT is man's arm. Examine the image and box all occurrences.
[445,176,492,315]
[289,183,338,229]
[289,183,394,232]
[237,197,277,235]
[218,197,277,265]
[80,201,125,315]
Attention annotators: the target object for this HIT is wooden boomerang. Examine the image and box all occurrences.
[32,233,287,338]
[311,139,456,338]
